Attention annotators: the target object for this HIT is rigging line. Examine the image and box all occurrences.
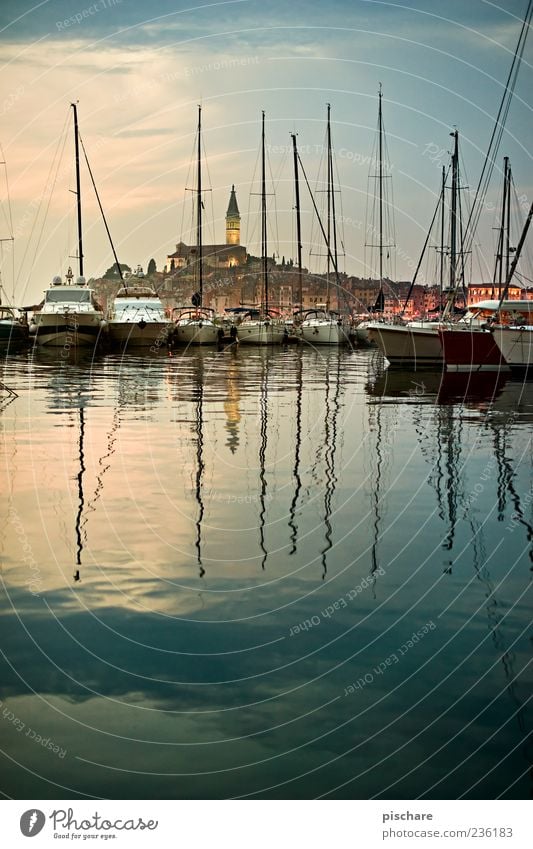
[458,0,532,283]
[498,200,533,304]
[400,165,450,315]
[16,106,71,299]
[297,150,341,290]
[0,144,14,238]
[79,133,123,281]
[265,142,282,262]
[245,137,262,254]
[178,130,197,249]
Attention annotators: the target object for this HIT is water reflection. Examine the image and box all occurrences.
[1,346,532,799]
[288,351,303,555]
[320,353,342,580]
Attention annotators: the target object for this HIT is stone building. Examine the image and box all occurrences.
[165,185,247,272]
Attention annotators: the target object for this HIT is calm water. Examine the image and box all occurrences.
[1,345,532,799]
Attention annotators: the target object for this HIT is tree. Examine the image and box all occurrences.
[147,258,157,275]
[103,262,131,280]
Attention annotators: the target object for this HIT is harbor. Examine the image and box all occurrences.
[1,0,533,823]
[1,344,532,799]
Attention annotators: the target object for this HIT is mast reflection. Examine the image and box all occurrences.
[193,355,206,578]
[320,351,342,580]
[288,348,303,555]
[74,407,86,581]
[258,351,269,571]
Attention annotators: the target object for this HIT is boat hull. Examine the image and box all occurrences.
[0,320,28,348]
[300,320,350,345]
[438,327,508,371]
[108,321,172,347]
[174,321,221,346]
[367,323,443,367]
[30,314,106,347]
[352,323,373,345]
[492,326,533,372]
[236,321,287,345]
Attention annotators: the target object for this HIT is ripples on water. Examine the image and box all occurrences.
[1,346,532,799]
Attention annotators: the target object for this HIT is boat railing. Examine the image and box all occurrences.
[172,306,215,321]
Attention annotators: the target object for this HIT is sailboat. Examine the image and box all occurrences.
[29,104,107,348]
[491,199,533,372]
[300,104,350,346]
[0,158,28,349]
[0,283,28,349]
[439,159,533,370]
[237,112,287,345]
[354,85,395,345]
[174,106,221,347]
[367,130,463,366]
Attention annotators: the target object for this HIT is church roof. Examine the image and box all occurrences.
[226,185,240,217]
[167,243,246,259]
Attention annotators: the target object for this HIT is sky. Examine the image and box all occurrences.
[0,0,531,303]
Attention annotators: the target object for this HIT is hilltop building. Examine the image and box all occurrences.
[165,185,247,272]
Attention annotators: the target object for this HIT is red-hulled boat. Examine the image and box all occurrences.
[438,299,533,370]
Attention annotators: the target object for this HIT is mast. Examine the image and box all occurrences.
[328,104,339,312]
[378,83,383,296]
[291,134,303,311]
[197,105,203,306]
[261,110,268,314]
[498,199,533,304]
[439,165,446,314]
[449,130,459,293]
[326,103,331,308]
[71,103,83,277]
[494,156,510,299]
[504,157,511,284]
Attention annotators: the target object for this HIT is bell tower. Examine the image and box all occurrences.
[226,185,240,246]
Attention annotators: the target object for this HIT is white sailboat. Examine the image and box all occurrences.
[300,104,350,346]
[174,106,220,347]
[491,199,533,372]
[355,84,396,346]
[237,111,287,346]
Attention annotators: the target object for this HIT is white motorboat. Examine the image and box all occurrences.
[29,268,106,347]
[107,286,172,347]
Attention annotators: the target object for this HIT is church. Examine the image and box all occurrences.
[165,186,248,272]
